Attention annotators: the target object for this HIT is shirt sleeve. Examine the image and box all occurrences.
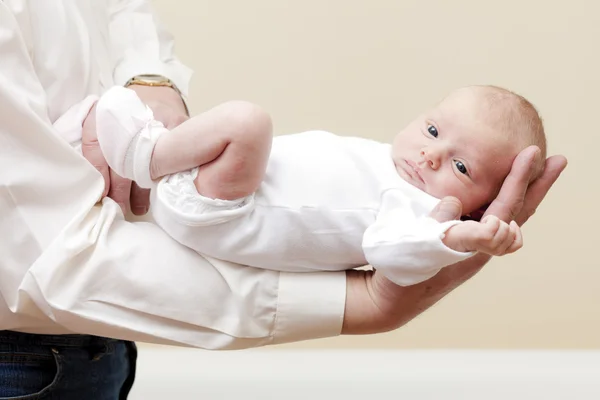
[107,0,193,98]
[0,5,345,350]
[362,192,475,287]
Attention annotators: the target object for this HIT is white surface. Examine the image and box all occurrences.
[129,348,600,399]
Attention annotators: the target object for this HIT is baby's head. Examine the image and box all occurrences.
[392,85,546,217]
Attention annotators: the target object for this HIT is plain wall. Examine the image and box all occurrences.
[148,0,598,349]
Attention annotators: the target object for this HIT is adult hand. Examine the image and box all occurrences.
[342,146,568,334]
[82,84,188,215]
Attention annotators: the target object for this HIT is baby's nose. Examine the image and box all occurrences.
[420,148,440,169]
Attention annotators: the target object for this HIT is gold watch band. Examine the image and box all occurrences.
[125,74,189,116]
[126,77,173,88]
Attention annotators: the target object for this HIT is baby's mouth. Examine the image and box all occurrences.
[404,159,425,184]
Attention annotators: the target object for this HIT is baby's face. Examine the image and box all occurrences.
[391,90,520,215]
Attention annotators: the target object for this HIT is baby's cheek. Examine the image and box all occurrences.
[426,178,477,213]
[430,179,463,201]
[459,191,493,216]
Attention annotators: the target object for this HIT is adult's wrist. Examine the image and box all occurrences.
[341,269,392,335]
[127,84,188,117]
[125,74,189,116]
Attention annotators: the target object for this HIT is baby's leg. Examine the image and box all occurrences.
[96,86,272,199]
[151,100,273,200]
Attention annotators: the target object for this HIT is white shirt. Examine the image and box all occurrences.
[150,131,473,286]
[0,0,345,350]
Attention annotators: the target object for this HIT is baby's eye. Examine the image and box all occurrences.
[455,160,468,175]
[427,124,438,138]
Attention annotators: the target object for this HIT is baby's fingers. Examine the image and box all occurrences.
[505,221,523,254]
[478,217,511,255]
[493,221,517,255]
[487,217,510,249]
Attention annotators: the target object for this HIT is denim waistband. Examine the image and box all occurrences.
[0,330,120,348]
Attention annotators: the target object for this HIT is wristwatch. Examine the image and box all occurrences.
[124,74,189,115]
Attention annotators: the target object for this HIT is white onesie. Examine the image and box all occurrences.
[57,86,474,286]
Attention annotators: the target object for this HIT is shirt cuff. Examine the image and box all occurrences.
[272,271,346,345]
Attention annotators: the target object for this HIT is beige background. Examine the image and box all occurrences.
[149,0,597,349]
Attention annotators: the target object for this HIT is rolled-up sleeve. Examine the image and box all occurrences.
[0,4,346,350]
[108,0,193,97]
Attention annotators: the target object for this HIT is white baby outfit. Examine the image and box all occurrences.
[61,86,474,286]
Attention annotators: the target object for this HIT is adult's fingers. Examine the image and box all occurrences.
[107,169,132,215]
[483,146,540,223]
[514,155,568,226]
[429,196,463,223]
[130,184,151,215]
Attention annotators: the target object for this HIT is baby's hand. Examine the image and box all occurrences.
[443,215,523,256]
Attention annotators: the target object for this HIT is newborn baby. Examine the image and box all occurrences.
[91,84,546,286]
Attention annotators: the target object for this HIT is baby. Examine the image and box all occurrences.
[74,84,545,286]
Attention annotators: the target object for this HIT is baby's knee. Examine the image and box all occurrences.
[220,100,273,146]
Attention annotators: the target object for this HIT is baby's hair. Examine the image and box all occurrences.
[469,85,547,180]
[439,85,548,220]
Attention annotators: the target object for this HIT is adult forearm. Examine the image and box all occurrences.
[108,0,192,95]
[125,83,190,138]
[108,0,192,126]
[17,200,346,349]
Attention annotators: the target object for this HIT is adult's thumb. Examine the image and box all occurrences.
[429,196,463,223]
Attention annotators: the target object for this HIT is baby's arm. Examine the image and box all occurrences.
[442,215,523,255]
[362,213,523,287]
[96,86,272,200]
[362,207,475,287]
[151,100,272,200]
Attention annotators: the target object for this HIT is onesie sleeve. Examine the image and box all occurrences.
[362,195,474,286]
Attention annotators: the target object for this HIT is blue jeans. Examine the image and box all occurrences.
[0,330,137,399]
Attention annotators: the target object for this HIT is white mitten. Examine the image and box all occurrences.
[95,86,168,188]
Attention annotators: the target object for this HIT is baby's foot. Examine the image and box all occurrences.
[95,86,169,189]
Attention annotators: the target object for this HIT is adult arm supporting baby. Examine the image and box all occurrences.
[107,0,192,97]
[80,0,194,215]
[0,6,345,349]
